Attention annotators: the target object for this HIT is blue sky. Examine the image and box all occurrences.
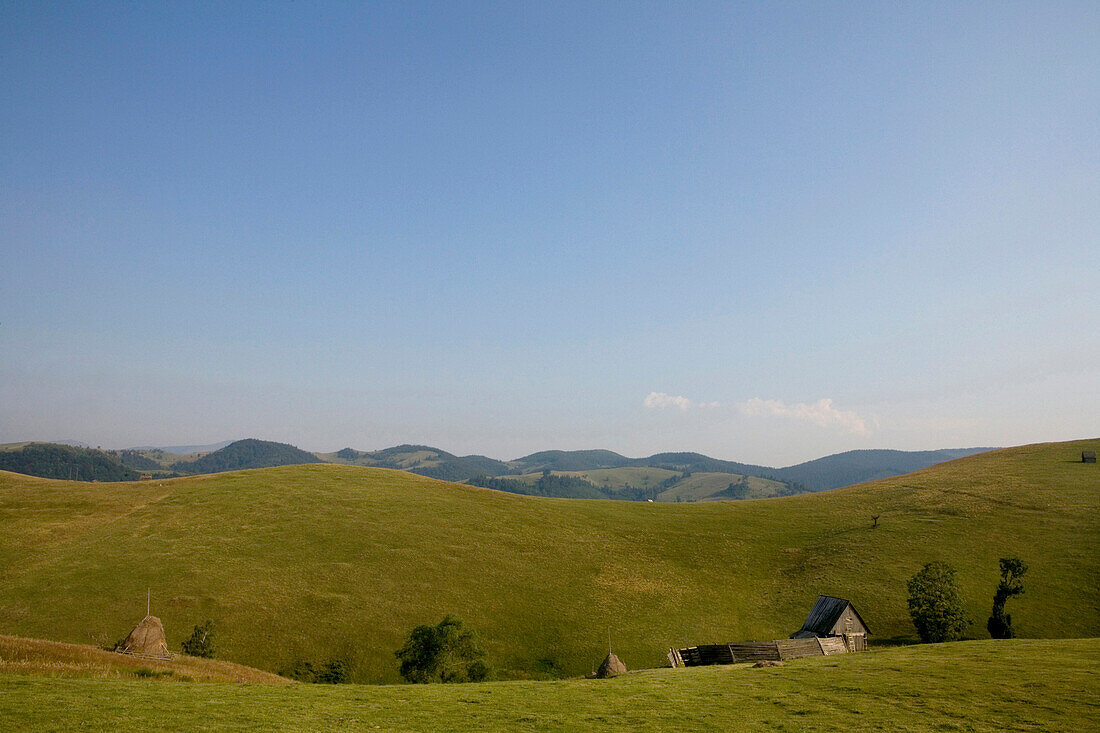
[2,1,1097,465]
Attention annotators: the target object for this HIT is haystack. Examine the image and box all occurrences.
[596,652,626,678]
[118,615,172,659]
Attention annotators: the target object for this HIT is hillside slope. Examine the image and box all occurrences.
[0,439,1095,683]
[0,634,288,683]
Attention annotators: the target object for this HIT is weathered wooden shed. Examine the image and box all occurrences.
[791,595,869,651]
[1083,451,1096,464]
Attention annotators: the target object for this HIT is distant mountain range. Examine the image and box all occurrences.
[0,438,995,501]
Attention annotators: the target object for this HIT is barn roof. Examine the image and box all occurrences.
[797,595,871,636]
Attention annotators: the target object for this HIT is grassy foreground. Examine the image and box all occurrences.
[0,639,1096,731]
[0,439,1096,682]
[0,635,287,683]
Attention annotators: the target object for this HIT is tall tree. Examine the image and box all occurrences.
[987,557,1028,639]
[907,561,971,643]
[395,615,488,683]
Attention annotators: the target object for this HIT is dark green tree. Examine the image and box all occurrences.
[987,557,1028,639]
[181,620,216,658]
[907,561,971,643]
[395,615,488,683]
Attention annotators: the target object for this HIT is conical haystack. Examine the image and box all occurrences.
[118,615,171,658]
[596,652,627,678]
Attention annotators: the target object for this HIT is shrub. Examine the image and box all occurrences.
[282,658,349,683]
[317,659,349,684]
[907,561,971,643]
[395,615,489,683]
[284,660,317,683]
[181,620,216,658]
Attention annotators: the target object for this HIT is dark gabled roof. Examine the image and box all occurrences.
[797,595,871,636]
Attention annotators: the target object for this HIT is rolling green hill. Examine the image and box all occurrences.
[0,439,1094,683]
[0,439,993,500]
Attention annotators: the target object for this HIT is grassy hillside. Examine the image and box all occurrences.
[1,639,1095,731]
[0,439,1095,683]
[656,472,787,501]
[0,635,288,683]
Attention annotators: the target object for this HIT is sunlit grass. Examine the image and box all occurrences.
[0,639,1096,731]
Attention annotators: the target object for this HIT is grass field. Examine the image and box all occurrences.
[0,635,287,683]
[0,439,1095,683]
[0,639,1096,731]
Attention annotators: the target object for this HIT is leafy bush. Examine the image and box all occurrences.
[907,561,971,642]
[134,668,173,678]
[395,615,489,683]
[181,620,216,658]
[317,659,349,684]
[283,658,349,683]
[284,660,317,682]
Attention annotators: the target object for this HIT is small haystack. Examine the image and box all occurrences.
[596,652,627,678]
[118,615,172,659]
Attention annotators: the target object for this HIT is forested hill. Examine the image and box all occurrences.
[770,448,995,492]
[171,439,320,474]
[506,449,633,473]
[0,443,139,482]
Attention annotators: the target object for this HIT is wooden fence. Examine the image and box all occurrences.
[669,636,852,668]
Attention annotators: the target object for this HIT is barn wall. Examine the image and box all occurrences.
[828,605,867,636]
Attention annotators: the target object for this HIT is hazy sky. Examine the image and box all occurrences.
[2,2,1097,466]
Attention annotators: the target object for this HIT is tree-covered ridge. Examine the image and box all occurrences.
[769,448,993,492]
[0,443,139,482]
[170,439,321,474]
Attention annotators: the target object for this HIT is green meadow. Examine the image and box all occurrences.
[1,639,1096,731]
[0,440,1096,683]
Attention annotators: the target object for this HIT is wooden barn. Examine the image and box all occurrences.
[791,595,869,651]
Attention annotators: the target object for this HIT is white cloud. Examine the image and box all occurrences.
[644,392,694,410]
[739,397,870,435]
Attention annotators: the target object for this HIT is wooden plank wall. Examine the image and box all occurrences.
[728,642,781,662]
[774,638,822,660]
[674,637,852,667]
[677,644,735,666]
